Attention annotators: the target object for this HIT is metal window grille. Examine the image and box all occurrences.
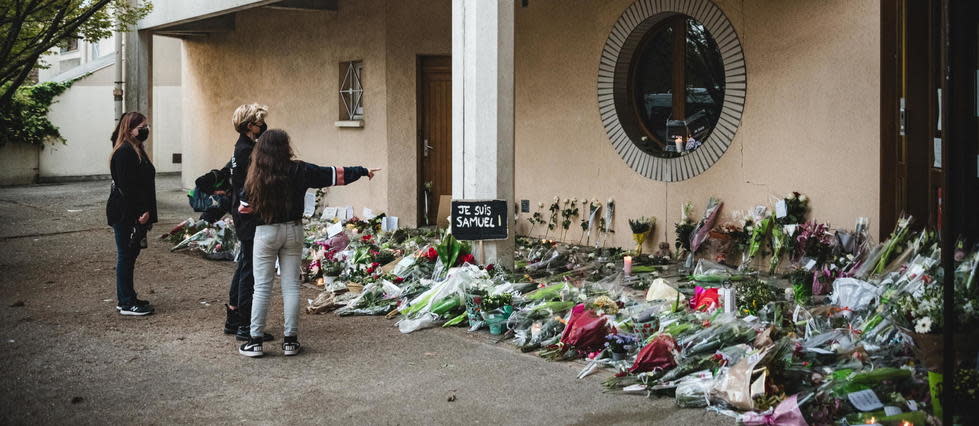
[340,61,364,120]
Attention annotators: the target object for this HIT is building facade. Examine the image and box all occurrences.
[0,34,184,185]
[129,0,978,249]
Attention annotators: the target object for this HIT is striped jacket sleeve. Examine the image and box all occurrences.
[303,162,369,188]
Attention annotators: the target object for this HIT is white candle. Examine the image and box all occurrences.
[623,256,633,276]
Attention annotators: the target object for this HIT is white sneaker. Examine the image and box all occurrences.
[238,339,264,357]
[282,337,301,356]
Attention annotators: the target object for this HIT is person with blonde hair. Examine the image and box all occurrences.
[224,103,274,341]
[106,111,156,316]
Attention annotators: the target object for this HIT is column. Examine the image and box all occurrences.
[124,28,153,159]
[451,0,515,268]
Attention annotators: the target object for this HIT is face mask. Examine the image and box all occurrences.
[257,123,268,137]
[136,127,150,142]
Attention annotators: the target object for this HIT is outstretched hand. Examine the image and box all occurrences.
[367,168,382,180]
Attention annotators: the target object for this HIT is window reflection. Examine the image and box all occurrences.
[631,15,725,157]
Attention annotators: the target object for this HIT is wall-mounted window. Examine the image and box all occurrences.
[337,60,364,127]
[630,15,725,156]
[60,38,79,54]
[598,0,745,181]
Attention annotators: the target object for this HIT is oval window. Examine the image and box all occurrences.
[598,0,745,182]
[630,15,725,157]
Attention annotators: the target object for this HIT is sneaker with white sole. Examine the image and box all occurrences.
[239,337,264,358]
[118,304,154,316]
[116,299,151,311]
[282,336,301,356]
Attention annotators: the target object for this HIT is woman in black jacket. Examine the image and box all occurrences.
[106,112,157,316]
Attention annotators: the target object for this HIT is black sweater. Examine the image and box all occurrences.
[106,143,157,226]
[230,134,259,239]
[242,162,369,225]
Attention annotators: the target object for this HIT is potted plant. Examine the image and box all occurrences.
[481,293,513,335]
[321,260,345,290]
[464,289,487,330]
[604,333,639,361]
[628,216,654,255]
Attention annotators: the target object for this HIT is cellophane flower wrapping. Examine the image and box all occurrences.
[690,286,720,311]
[679,317,757,357]
[559,304,610,354]
[675,371,718,408]
[628,334,678,374]
[690,198,722,254]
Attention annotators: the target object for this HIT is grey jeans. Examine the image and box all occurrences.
[250,222,303,338]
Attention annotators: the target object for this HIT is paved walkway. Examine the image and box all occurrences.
[0,177,727,425]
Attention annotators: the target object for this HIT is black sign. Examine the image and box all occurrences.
[451,199,508,241]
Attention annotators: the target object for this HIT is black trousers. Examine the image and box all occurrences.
[228,238,255,319]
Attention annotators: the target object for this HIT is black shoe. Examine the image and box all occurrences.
[116,299,150,311]
[236,326,273,342]
[118,304,154,316]
[282,336,301,356]
[223,305,239,334]
[238,337,264,358]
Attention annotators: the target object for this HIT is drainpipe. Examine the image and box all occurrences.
[113,30,123,121]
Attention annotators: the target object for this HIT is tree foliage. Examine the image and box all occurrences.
[0,79,75,147]
[0,0,151,146]
[0,0,152,109]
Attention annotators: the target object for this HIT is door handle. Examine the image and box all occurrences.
[424,139,434,157]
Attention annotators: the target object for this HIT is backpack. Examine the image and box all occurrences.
[188,165,232,218]
[194,166,231,193]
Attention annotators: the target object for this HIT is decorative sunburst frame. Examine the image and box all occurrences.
[597,0,746,181]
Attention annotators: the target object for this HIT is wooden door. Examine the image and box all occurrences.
[418,56,452,226]
[881,0,946,234]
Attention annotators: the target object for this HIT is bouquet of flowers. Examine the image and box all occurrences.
[741,214,773,271]
[320,257,344,278]
[766,193,808,274]
[735,278,778,315]
[528,202,546,237]
[560,197,580,242]
[628,216,655,255]
[580,199,601,245]
[892,243,979,335]
[542,304,610,359]
[794,221,836,266]
[169,219,238,260]
[481,293,512,312]
[873,215,913,274]
[628,334,678,374]
[713,221,751,265]
[689,197,723,255]
[437,230,472,267]
[545,197,560,240]
[604,333,639,355]
[786,267,813,304]
[774,192,809,226]
[769,224,787,275]
[596,198,615,247]
[675,202,696,256]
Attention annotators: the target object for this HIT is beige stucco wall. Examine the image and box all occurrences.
[0,143,39,185]
[152,35,183,173]
[182,1,388,211]
[38,35,182,178]
[181,0,450,224]
[384,0,451,226]
[512,0,881,249]
[178,0,880,247]
[40,66,115,178]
